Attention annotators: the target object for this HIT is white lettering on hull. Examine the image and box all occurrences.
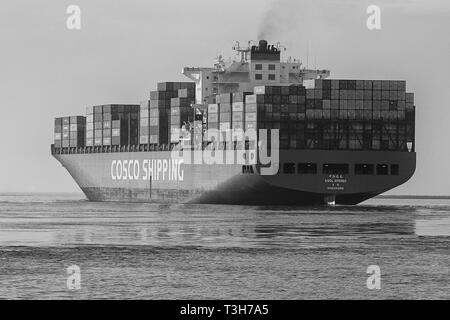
[111,160,184,182]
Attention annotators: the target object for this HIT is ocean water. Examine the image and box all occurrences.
[0,193,448,300]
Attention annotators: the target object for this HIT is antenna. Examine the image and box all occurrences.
[232,41,251,62]
[306,41,309,69]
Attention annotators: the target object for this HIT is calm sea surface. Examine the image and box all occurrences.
[0,193,448,299]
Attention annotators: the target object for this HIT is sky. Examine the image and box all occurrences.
[0,0,449,195]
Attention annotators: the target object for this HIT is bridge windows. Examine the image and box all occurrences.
[355,164,374,175]
[283,163,296,174]
[323,164,349,175]
[377,164,389,175]
[391,164,399,175]
[298,163,317,174]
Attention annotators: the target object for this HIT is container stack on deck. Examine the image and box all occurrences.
[86,105,139,147]
[146,87,173,146]
[69,116,86,147]
[54,118,63,148]
[216,93,231,144]
[141,82,196,146]
[170,86,195,143]
[53,79,415,152]
[235,80,416,151]
[54,116,85,148]
[206,103,219,144]
[192,106,206,150]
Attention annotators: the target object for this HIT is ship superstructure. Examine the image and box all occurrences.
[183,40,330,104]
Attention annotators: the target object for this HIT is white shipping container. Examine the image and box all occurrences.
[245,95,258,104]
[149,118,158,126]
[150,109,159,118]
[245,113,257,122]
[208,104,219,113]
[171,134,180,143]
[140,101,149,110]
[149,135,159,144]
[140,109,149,118]
[254,86,266,94]
[232,112,244,122]
[86,106,94,114]
[232,102,244,112]
[303,79,315,89]
[245,122,257,130]
[140,136,149,144]
[141,118,149,127]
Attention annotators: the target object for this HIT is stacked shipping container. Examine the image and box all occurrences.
[86,105,139,147]
[54,116,86,148]
[141,82,196,145]
[192,106,206,150]
[205,92,257,149]
[170,90,195,143]
[236,80,415,151]
[53,79,415,153]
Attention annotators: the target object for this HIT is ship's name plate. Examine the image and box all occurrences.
[111,159,184,181]
[325,174,347,191]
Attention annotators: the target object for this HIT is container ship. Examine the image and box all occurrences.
[51,40,416,205]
